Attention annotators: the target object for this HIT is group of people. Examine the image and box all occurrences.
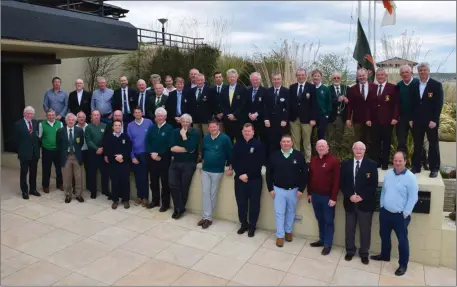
[15,62,440,277]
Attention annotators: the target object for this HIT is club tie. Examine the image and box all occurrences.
[217,86,221,94]
[197,88,202,101]
[69,128,74,153]
[155,96,160,106]
[28,121,33,135]
[139,93,144,114]
[361,84,365,99]
[355,160,360,178]
[229,86,235,105]
[378,84,383,96]
[252,88,257,102]
[123,89,129,114]
[336,86,340,96]
[298,84,303,96]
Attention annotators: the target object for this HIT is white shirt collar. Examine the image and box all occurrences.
[216,84,223,88]
[47,120,56,126]
[77,123,88,129]
[24,118,31,125]
[403,77,414,86]
[76,89,83,94]
[420,77,430,84]
[315,83,322,89]
[67,126,74,132]
[113,132,121,137]
[230,84,236,89]
[297,81,305,86]
[360,82,368,87]
[211,132,220,140]
[354,157,363,164]
[158,121,166,128]
[135,118,144,126]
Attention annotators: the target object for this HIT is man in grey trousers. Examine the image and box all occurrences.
[198,120,233,229]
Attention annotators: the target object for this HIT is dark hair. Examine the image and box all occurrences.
[281,134,293,141]
[133,106,143,113]
[52,77,61,84]
[208,120,220,126]
[213,71,222,77]
[175,77,184,83]
[394,151,407,161]
[113,119,122,125]
[243,123,254,130]
[165,75,173,80]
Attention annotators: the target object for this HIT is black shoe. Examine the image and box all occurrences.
[361,257,369,265]
[370,254,390,262]
[423,163,430,171]
[310,241,324,247]
[410,167,420,174]
[29,190,41,197]
[321,247,331,256]
[248,228,256,238]
[237,225,248,235]
[90,194,96,199]
[395,266,407,276]
[174,211,183,219]
[65,196,72,203]
[159,206,168,212]
[123,201,130,209]
[429,171,438,178]
[377,163,381,168]
[22,192,29,200]
[344,254,353,261]
[107,195,112,200]
[172,211,178,219]
[76,196,84,203]
[147,202,160,209]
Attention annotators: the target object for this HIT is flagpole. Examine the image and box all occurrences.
[374,1,377,61]
[358,0,362,20]
[368,1,372,45]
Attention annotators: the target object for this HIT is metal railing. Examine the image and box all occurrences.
[137,28,205,50]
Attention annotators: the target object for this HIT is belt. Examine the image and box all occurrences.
[274,185,296,190]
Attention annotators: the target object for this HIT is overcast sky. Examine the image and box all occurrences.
[111,1,456,73]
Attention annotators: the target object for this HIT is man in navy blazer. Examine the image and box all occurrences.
[340,141,378,265]
[112,76,138,124]
[245,72,267,142]
[410,62,444,178]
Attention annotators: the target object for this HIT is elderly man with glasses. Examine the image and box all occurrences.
[327,72,348,151]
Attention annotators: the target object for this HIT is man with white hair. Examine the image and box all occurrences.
[14,106,41,199]
[410,62,443,178]
[56,113,85,203]
[340,141,378,265]
[220,69,246,143]
[112,76,138,124]
[91,76,114,124]
[146,74,169,95]
[147,83,168,120]
[68,79,92,122]
[246,72,267,141]
[327,71,348,151]
[136,79,153,118]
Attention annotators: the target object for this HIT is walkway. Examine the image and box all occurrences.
[1,168,455,286]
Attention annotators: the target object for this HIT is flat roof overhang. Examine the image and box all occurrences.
[1,0,138,58]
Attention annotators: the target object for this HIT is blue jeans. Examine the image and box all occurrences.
[379,207,411,267]
[132,152,149,200]
[273,186,298,238]
[311,193,335,247]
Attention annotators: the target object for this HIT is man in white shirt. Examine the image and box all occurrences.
[68,79,91,122]
[146,74,169,95]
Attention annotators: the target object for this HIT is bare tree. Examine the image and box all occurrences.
[85,56,119,92]
[313,53,350,85]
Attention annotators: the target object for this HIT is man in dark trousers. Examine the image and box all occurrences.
[266,135,308,247]
[289,68,317,163]
[165,77,186,129]
[307,139,341,255]
[136,79,154,119]
[68,79,92,122]
[112,76,138,124]
[103,120,132,209]
[245,72,267,143]
[56,113,84,203]
[14,106,41,199]
[410,62,444,178]
[211,71,227,131]
[340,141,378,265]
[264,73,289,158]
[219,69,246,143]
[169,113,199,219]
[146,107,174,211]
[369,68,399,169]
[327,72,348,152]
[232,123,265,237]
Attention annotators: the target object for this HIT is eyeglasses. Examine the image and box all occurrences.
[333,77,341,79]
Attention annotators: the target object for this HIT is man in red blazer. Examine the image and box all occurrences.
[346,68,376,148]
[369,68,399,169]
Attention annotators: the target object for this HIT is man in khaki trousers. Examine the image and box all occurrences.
[56,113,84,203]
[288,69,317,163]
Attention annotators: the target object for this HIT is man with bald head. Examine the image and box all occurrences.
[69,79,92,122]
[184,68,200,90]
[103,110,127,136]
[136,79,154,119]
[112,76,137,124]
[146,83,168,120]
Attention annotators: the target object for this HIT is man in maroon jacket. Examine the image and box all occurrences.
[369,68,399,169]
[346,68,376,148]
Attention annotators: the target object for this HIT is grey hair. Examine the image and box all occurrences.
[154,83,164,89]
[417,62,430,71]
[155,107,167,116]
[91,109,101,116]
[75,79,84,84]
[150,74,161,81]
[189,68,199,74]
[271,73,282,78]
[352,141,366,150]
[137,79,146,85]
[250,72,262,80]
[23,106,35,114]
[197,73,205,79]
[180,113,193,124]
[226,69,239,77]
[332,71,341,78]
[296,68,307,75]
[77,111,86,119]
[357,68,368,75]
[46,108,56,115]
[97,76,106,83]
[399,65,412,73]
[65,113,76,121]
[376,68,388,75]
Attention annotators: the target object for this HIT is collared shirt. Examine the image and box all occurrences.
[216,84,223,94]
[24,118,32,132]
[113,132,121,137]
[38,120,57,138]
[210,131,220,140]
[176,90,183,115]
[377,82,386,95]
[67,126,75,152]
[76,90,83,105]
[281,149,293,158]
[134,118,144,126]
[315,82,322,89]
[403,77,414,86]
[297,82,305,96]
[191,83,197,89]
[229,84,236,91]
[195,87,203,100]
[155,95,163,105]
[77,123,88,150]
[166,87,176,93]
[353,158,363,183]
[158,121,166,129]
[91,88,114,115]
[419,77,430,98]
[43,89,69,116]
[359,82,369,99]
[381,168,418,218]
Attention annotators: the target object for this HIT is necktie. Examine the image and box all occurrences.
[275,88,279,101]
[155,96,160,106]
[377,84,382,96]
[197,88,202,101]
[177,92,182,115]
[361,84,365,98]
[229,87,235,105]
[355,160,360,177]
[123,89,129,114]
[28,121,33,135]
[217,86,220,94]
[298,84,303,96]
[252,88,257,102]
[69,128,74,153]
[139,93,144,113]
[336,86,340,96]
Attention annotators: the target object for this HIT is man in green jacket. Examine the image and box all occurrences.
[14,106,41,199]
[312,69,332,140]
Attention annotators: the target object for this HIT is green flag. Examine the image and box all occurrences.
[353,18,375,82]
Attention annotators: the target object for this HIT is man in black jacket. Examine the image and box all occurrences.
[165,77,186,129]
[68,79,92,122]
[210,71,226,131]
[340,141,378,265]
[264,74,289,158]
[327,72,349,152]
[112,76,137,124]
[289,69,317,163]
[246,72,267,143]
[146,84,168,120]
[136,79,153,119]
[410,62,444,178]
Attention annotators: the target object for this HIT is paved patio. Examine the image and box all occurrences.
[1,168,455,286]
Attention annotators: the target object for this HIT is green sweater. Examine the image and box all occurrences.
[170,128,199,163]
[146,123,174,157]
[85,122,107,150]
[397,78,418,120]
[202,133,233,173]
[40,120,63,150]
[317,85,332,117]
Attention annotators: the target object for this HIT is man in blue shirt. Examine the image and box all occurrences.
[43,77,68,123]
[91,77,114,124]
[371,151,418,277]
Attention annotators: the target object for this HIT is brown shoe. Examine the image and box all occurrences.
[141,199,148,207]
[43,187,50,193]
[285,233,293,242]
[198,219,205,226]
[202,220,212,229]
[112,202,118,209]
[276,238,284,247]
[134,198,142,206]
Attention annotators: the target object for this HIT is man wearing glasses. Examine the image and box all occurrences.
[327,72,348,151]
